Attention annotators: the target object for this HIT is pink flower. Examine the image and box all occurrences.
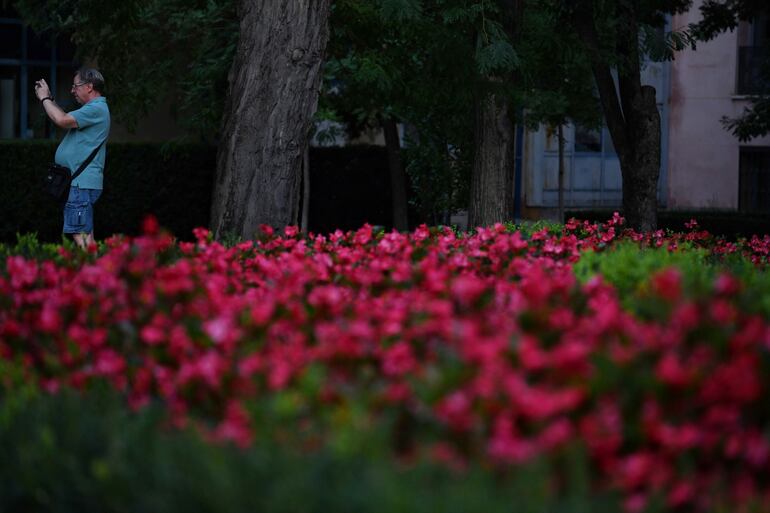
[667,481,695,508]
[140,325,166,345]
[714,273,741,296]
[214,401,254,448]
[204,316,234,344]
[381,341,416,377]
[655,352,690,387]
[435,390,474,432]
[623,493,647,513]
[517,336,549,371]
[39,304,61,333]
[142,215,159,235]
[353,224,373,245]
[709,299,736,324]
[487,414,536,463]
[450,275,487,307]
[94,349,126,376]
[179,351,227,389]
[537,418,573,450]
[651,268,682,302]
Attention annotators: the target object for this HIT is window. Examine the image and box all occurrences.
[574,125,601,153]
[738,11,770,95]
[0,8,76,139]
[739,147,770,214]
[752,11,770,47]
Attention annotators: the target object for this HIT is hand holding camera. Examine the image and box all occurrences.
[34,79,52,102]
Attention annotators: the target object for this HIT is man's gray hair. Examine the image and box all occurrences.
[77,68,105,93]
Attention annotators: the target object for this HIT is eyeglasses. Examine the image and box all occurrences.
[71,81,88,89]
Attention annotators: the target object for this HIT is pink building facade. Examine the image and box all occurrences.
[668,2,770,211]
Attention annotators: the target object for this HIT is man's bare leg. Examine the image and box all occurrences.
[73,232,95,249]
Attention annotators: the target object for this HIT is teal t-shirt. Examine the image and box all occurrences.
[54,97,110,190]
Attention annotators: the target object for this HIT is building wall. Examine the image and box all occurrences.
[668,1,770,210]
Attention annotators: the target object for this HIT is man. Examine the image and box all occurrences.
[34,68,110,249]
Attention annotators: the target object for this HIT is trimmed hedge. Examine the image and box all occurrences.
[565,208,770,239]
[0,141,395,243]
[308,146,397,234]
[0,141,215,242]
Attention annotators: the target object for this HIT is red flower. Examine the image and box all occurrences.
[435,390,474,432]
[651,268,682,302]
[381,341,416,377]
[141,215,159,235]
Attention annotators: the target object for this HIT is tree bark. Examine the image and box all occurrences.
[468,90,516,228]
[623,85,660,232]
[210,0,332,239]
[571,0,660,231]
[383,117,409,231]
[467,0,522,229]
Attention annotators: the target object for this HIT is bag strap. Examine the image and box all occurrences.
[71,140,105,181]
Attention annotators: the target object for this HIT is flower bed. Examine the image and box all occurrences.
[1,215,770,512]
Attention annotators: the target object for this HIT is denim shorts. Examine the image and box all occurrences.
[63,186,102,234]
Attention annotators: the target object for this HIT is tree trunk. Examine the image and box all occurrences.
[383,117,409,231]
[468,0,522,229]
[570,0,661,232]
[558,124,565,223]
[210,0,332,239]
[468,91,516,229]
[622,85,660,231]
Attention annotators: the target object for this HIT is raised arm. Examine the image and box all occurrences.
[34,79,78,129]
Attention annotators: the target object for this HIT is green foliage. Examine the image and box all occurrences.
[0,387,623,513]
[691,0,766,42]
[476,38,519,75]
[573,241,712,303]
[0,232,73,264]
[517,1,600,131]
[505,219,564,237]
[640,25,697,62]
[722,94,770,141]
[403,138,472,225]
[323,0,482,220]
[13,0,236,138]
[573,240,770,319]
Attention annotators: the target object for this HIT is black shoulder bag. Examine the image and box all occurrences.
[44,141,104,204]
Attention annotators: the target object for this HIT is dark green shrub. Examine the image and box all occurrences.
[0,388,623,513]
[0,141,403,242]
[0,141,215,242]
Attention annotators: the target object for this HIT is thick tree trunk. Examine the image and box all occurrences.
[382,117,409,231]
[468,92,516,229]
[571,0,660,231]
[210,0,332,239]
[623,85,660,232]
[468,0,521,229]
